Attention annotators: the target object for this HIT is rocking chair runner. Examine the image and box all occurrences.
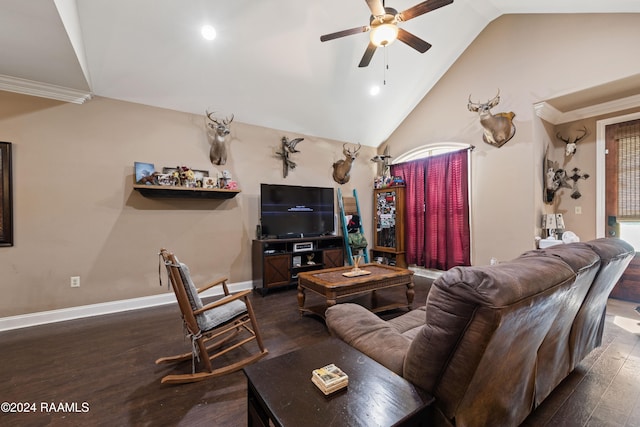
[157,248,268,384]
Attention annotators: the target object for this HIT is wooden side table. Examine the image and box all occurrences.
[243,338,433,427]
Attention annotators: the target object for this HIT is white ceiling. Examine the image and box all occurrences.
[2,0,640,147]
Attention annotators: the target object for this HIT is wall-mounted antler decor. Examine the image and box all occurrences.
[332,143,361,184]
[276,136,304,178]
[468,90,516,148]
[205,110,234,165]
[556,126,588,157]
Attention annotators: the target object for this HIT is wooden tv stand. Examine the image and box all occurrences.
[252,236,344,295]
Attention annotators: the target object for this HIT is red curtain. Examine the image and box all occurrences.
[391,158,427,266]
[392,149,470,270]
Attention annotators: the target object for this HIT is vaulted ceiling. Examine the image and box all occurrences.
[2,0,640,146]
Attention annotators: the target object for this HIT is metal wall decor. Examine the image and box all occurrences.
[276,136,304,178]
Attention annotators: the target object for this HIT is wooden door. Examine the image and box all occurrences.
[605,120,640,302]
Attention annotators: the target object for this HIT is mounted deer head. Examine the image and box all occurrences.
[205,110,234,165]
[468,90,516,148]
[332,143,361,185]
[556,126,588,157]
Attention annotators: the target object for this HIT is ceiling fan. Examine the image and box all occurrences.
[320,0,453,67]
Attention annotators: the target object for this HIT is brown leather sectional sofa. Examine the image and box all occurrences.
[326,238,635,427]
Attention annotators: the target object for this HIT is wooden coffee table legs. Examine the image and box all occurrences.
[406,281,415,305]
[297,281,414,317]
[297,284,305,311]
[297,285,337,317]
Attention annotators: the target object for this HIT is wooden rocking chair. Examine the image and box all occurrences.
[157,248,268,384]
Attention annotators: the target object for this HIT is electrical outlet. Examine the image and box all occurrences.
[70,276,80,288]
[575,206,582,215]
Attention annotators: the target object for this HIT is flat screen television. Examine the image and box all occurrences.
[260,183,335,238]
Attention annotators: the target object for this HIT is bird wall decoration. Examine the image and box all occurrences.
[276,136,304,178]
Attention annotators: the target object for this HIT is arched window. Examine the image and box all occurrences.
[390,143,473,271]
[392,142,473,164]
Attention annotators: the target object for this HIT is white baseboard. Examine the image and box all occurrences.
[0,281,253,332]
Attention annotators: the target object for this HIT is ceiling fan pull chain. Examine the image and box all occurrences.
[383,46,389,86]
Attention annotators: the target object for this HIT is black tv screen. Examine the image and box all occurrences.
[260,184,335,238]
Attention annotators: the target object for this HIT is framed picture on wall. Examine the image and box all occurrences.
[0,142,13,247]
[134,162,156,184]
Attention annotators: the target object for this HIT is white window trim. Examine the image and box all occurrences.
[392,142,472,164]
[596,111,640,238]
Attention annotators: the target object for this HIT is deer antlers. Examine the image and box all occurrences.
[205,110,235,165]
[556,126,587,156]
[332,143,361,185]
[206,110,234,128]
[468,90,500,112]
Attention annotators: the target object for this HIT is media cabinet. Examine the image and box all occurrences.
[252,236,344,295]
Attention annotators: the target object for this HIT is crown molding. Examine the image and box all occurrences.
[0,74,92,104]
[534,93,640,125]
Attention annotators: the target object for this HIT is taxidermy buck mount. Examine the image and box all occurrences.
[333,143,361,184]
[205,110,234,165]
[468,90,516,148]
[276,136,304,178]
[557,126,588,157]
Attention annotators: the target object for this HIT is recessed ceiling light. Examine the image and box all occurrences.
[201,25,217,41]
[370,85,381,96]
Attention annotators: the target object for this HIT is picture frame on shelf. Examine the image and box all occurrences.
[202,176,218,188]
[134,162,156,184]
[192,169,209,180]
[0,142,13,247]
[162,166,178,175]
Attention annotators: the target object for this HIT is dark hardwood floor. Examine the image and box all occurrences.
[1,276,639,426]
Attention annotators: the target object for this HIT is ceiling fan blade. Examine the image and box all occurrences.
[397,28,432,53]
[365,0,386,16]
[320,26,369,42]
[399,0,453,22]
[358,42,377,67]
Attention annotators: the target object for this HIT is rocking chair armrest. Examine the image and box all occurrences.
[196,277,230,295]
[193,289,251,315]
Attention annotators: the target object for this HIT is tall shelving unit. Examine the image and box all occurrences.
[372,186,406,268]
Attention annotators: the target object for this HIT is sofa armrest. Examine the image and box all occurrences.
[325,303,413,375]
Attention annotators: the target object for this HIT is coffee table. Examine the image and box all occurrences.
[243,338,433,427]
[297,263,414,317]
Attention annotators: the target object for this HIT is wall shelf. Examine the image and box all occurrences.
[133,184,240,199]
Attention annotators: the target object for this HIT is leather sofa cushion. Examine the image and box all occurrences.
[326,304,422,375]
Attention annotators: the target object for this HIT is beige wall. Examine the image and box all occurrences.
[3,13,640,317]
[546,108,640,240]
[385,13,640,264]
[0,93,376,316]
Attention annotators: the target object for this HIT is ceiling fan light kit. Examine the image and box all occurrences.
[370,23,398,47]
[370,7,399,47]
[320,0,454,67]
